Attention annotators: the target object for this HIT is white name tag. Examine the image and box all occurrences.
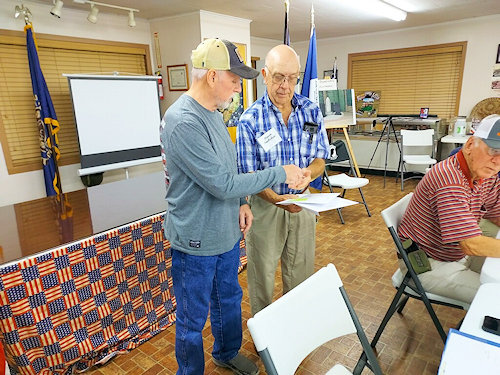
[257,128,282,152]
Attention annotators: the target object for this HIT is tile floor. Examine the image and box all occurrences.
[87,173,466,375]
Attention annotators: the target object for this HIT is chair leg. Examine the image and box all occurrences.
[353,277,410,374]
[337,208,345,224]
[400,161,405,191]
[358,188,371,217]
[396,295,409,313]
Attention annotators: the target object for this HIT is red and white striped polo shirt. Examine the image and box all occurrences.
[398,150,500,262]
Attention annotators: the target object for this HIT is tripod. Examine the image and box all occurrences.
[365,116,401,187]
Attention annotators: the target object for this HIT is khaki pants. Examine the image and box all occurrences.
[246,194,316,316]
[407,218,498,305]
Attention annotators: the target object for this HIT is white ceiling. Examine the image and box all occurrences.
[35,0,500,42]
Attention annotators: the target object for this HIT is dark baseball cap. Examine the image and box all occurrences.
[191,38,259,80]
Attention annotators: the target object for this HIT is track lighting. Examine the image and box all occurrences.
[50,0,64,18]
[87,3,99,23]
[73,1,139,27]
[128,10,135,27]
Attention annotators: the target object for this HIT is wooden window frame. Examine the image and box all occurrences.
[0,29,152,174]
[347,41,467,119]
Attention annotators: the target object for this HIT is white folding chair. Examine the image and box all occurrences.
[323,140,371,224]
[248,263,382,375]
[399,129,437,191]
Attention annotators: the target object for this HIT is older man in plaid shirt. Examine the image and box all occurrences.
[236,44,329,316]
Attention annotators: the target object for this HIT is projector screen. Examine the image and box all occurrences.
[65,75,162,176]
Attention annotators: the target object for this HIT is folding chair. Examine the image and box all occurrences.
[323,140,371,224]
[354,193,469,373]
[247,263,382,375]
[399,129,437,191]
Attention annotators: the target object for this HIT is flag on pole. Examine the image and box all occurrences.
[284,0,290,45]
[301,6,322,190]
[300,5,318,104]
[25,24,62,196]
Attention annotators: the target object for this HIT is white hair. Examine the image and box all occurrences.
[191,68,228,82]
[191,67,208,81]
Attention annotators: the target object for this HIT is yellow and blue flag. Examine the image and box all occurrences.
[25,24,61,196]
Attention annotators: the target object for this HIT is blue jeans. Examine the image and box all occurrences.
[171,240,243,375]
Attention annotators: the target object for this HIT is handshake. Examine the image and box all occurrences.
[282,165,312,191]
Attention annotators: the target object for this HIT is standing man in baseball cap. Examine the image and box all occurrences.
[397,114,500,305]
[160,38,310,375]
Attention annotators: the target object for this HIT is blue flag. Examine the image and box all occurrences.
[301,23,323,191]
[25,24,61,196]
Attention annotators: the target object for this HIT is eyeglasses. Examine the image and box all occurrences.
[266,67,300,86]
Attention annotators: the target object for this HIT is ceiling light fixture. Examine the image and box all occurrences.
[87,3,99,23]
[50,0,64,18]
[372,0,407,21]
[127,10,136,27]
[73,0,139,27]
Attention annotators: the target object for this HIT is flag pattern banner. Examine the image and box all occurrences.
[283,0,290,45]
[0,212,248,374]
[301,7,322,190]
[25,24,61,197]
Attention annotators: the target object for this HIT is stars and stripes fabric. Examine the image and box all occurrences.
[0,212,248,374]
[25,24,61,197]
[398,151,500,262]
[283,0,290,45]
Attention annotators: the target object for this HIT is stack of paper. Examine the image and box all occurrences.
[277,193,358,215]
[438,329,500,374]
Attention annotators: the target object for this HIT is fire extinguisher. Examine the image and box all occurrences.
[156,71,164,100]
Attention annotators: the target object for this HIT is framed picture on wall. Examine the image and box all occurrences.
[166,64,189,91]
[497,44,500,63]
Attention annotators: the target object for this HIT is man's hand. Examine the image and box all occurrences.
[290,168,311,191]
[282,165,311,190]
[274,194,302,213]
[239,204,253,236]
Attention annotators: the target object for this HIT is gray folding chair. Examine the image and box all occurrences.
[323,140,371,224]
[354,193,469,373]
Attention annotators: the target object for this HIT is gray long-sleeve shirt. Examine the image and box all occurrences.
[160,94,286,255]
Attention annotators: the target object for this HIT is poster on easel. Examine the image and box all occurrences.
[318,87,356,127]
[355,90,381,117]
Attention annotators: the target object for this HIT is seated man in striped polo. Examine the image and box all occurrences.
[398,114,500,304]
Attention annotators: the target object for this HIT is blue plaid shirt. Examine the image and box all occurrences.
[236,91,329,195]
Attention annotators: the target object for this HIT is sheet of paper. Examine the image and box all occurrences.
[438,329,500,374]
[277,193,357,215]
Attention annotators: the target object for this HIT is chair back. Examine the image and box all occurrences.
[401,129,434,147]
[381,193,413,230]
[248,264,375,375]
[327,140,350,163]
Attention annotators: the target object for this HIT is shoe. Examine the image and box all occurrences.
[213,353,259,375]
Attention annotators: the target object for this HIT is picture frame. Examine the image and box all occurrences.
[166,64,189,91]
[420,107,429,119]
[497,44,500,64]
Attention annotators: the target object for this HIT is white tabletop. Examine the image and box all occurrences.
[460,283,500,344]
[481,257,500,284]
[440,135,470,144]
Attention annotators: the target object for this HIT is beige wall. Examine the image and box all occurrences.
[149,12,201,114]
[293,14,500,117]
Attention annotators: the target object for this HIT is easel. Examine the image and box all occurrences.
[365,116,401,187]
[324,122,361,178]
